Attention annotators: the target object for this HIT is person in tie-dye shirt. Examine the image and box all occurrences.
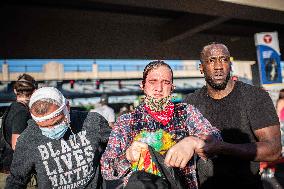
[101,60,221,189]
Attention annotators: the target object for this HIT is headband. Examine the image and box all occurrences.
[17,78,37,88]
[29,87,67,122]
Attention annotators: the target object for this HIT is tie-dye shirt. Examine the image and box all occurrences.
[101,102,221,189]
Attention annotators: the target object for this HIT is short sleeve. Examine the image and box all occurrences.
[12,109,30,134]
[246,88,279,130]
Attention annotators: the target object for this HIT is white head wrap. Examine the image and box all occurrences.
[29,87,69,123]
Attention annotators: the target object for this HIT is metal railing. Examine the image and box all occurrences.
[98,64,198,72]
[2,63,199,73]
[8,64,43,72]
[4,64,92,72]
[98,65,145,72]
[64,64,92,72]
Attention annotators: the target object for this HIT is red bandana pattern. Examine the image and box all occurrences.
[144,102,174,126]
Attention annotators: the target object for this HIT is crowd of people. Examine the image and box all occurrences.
[0,42,283,189]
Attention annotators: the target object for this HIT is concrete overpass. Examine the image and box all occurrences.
[1,1,284,60]
[0,59,256,102]
[0,60,255,82]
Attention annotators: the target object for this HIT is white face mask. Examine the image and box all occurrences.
[39,106,71,140]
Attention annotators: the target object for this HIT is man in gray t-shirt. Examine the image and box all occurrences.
[6,87,111,189]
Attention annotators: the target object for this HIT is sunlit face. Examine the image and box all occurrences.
[200,44,231,90]
[141,65,174,100]
[31,104,66,129]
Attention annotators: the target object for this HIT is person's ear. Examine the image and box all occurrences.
[140,82,144,90]
[171,85,176,92]
[13,89,17,95]
[199,64,204,74]
[66,100,71,111]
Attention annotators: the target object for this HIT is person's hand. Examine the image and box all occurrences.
[126,141,148,162]
[165,136,205,168]
[195,134,219,160]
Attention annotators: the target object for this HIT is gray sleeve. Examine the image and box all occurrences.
[98,114,111,143]
[86,112,111,144]
[5,136,33,189]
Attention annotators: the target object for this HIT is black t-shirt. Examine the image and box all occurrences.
[4,101,31,147]
[183,81,279,189]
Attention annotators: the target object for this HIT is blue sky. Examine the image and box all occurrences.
[0,59,183,72]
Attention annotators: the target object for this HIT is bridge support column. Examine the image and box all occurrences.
[2,64,9,81]
[43,62,64,80]
[92,64,98,78]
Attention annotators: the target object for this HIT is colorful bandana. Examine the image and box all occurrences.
[144,95,171,112]
[145,102,174,126]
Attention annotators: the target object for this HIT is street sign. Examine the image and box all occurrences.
[255,32,282,85]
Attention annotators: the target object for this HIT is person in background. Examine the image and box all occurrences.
[91,94,115,128]
[118,104,130,117]
[5,87,111,189]
[259,88,284,178]
[1,74,37,167]
[276,89,284,136]
[0,74,37,188]
[101,61,221,188]
[6,74,38,150]
[183,42,281,189]
[275,89,284,154]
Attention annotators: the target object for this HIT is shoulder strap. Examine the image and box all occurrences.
[148,146,184,189]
